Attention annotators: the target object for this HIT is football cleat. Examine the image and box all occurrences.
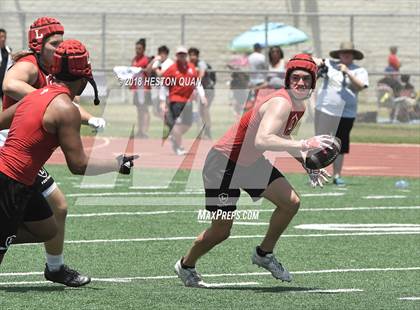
[174,259,206,288]
[251,249,292,282]
[333,177,346,186]
[44,264,91,287]
[175,147,187,156]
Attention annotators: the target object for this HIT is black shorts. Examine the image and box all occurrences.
[165,102,193,129]
[315,110,355,154]
[33,167,57,197]
[203,148,284,212]
[0,172,53,254]
[0,173,33,254]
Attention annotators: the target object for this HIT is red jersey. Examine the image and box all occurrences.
[0,84,70,185]
[2,54,50,110]
[388,54,400,71]
[131,54,150,90]
[163,62,199,103]
[214,89,305,166]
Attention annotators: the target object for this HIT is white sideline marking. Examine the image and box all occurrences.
[364,195,406,199]
[295,224,420,232]
[12,231,420,248]
[67,206,420,218]
[399,297,420,301]
[1,267,419,285]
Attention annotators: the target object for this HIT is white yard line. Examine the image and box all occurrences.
[295,223,420,232]
[203,282,260,288]
[399,297,420,301]
[293,288,363,294]
[66,206,420,218]
[198,221,268,226]
[66,191,345,198]
[69,210,192,217]
[301,193,345,197]
[1,267,419,285]
[67,191,205,197]
[364,195,407,199]
[11,231,420,248]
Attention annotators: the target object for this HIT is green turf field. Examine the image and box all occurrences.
[1,165,419,309]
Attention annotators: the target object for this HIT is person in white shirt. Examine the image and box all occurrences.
[146,45,174,118]
[248,43,266,87]
[314,42,369,186]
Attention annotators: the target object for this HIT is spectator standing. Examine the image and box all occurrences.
[131,38,152,138]
[0,29,12,101]
[314,42,369,186]
[388,46,401,71]
[161,47,207,155]
[188,47,215,139]
[248,43,266,87]
[147,45,174,117]
[267,46,285,81]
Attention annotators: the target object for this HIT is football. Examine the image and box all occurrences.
[305,136,341,169]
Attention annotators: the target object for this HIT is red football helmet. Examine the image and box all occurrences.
[50,40,100,105]
[28,16,64,53]
[285,54,318,90]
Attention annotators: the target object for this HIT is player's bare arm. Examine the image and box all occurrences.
[0,103,20,130]
[254,97,302,152]
[46,95,118,175]
[2,61,39,100]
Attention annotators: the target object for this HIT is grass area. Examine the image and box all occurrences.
[0,165,419,309]
[80,101,420,144]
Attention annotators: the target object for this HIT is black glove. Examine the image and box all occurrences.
[116,154,139,175]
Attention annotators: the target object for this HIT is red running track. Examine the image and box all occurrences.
[48,137,420,178]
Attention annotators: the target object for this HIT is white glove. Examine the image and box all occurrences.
[301,135,334,152]
[304,167,331,188]
[88,117,106,132]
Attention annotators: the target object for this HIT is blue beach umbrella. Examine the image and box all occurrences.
[230,22,308,52]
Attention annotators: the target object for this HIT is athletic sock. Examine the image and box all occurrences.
[46,254,64,272]
[180,257,195,269]
[256,246,272,257]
